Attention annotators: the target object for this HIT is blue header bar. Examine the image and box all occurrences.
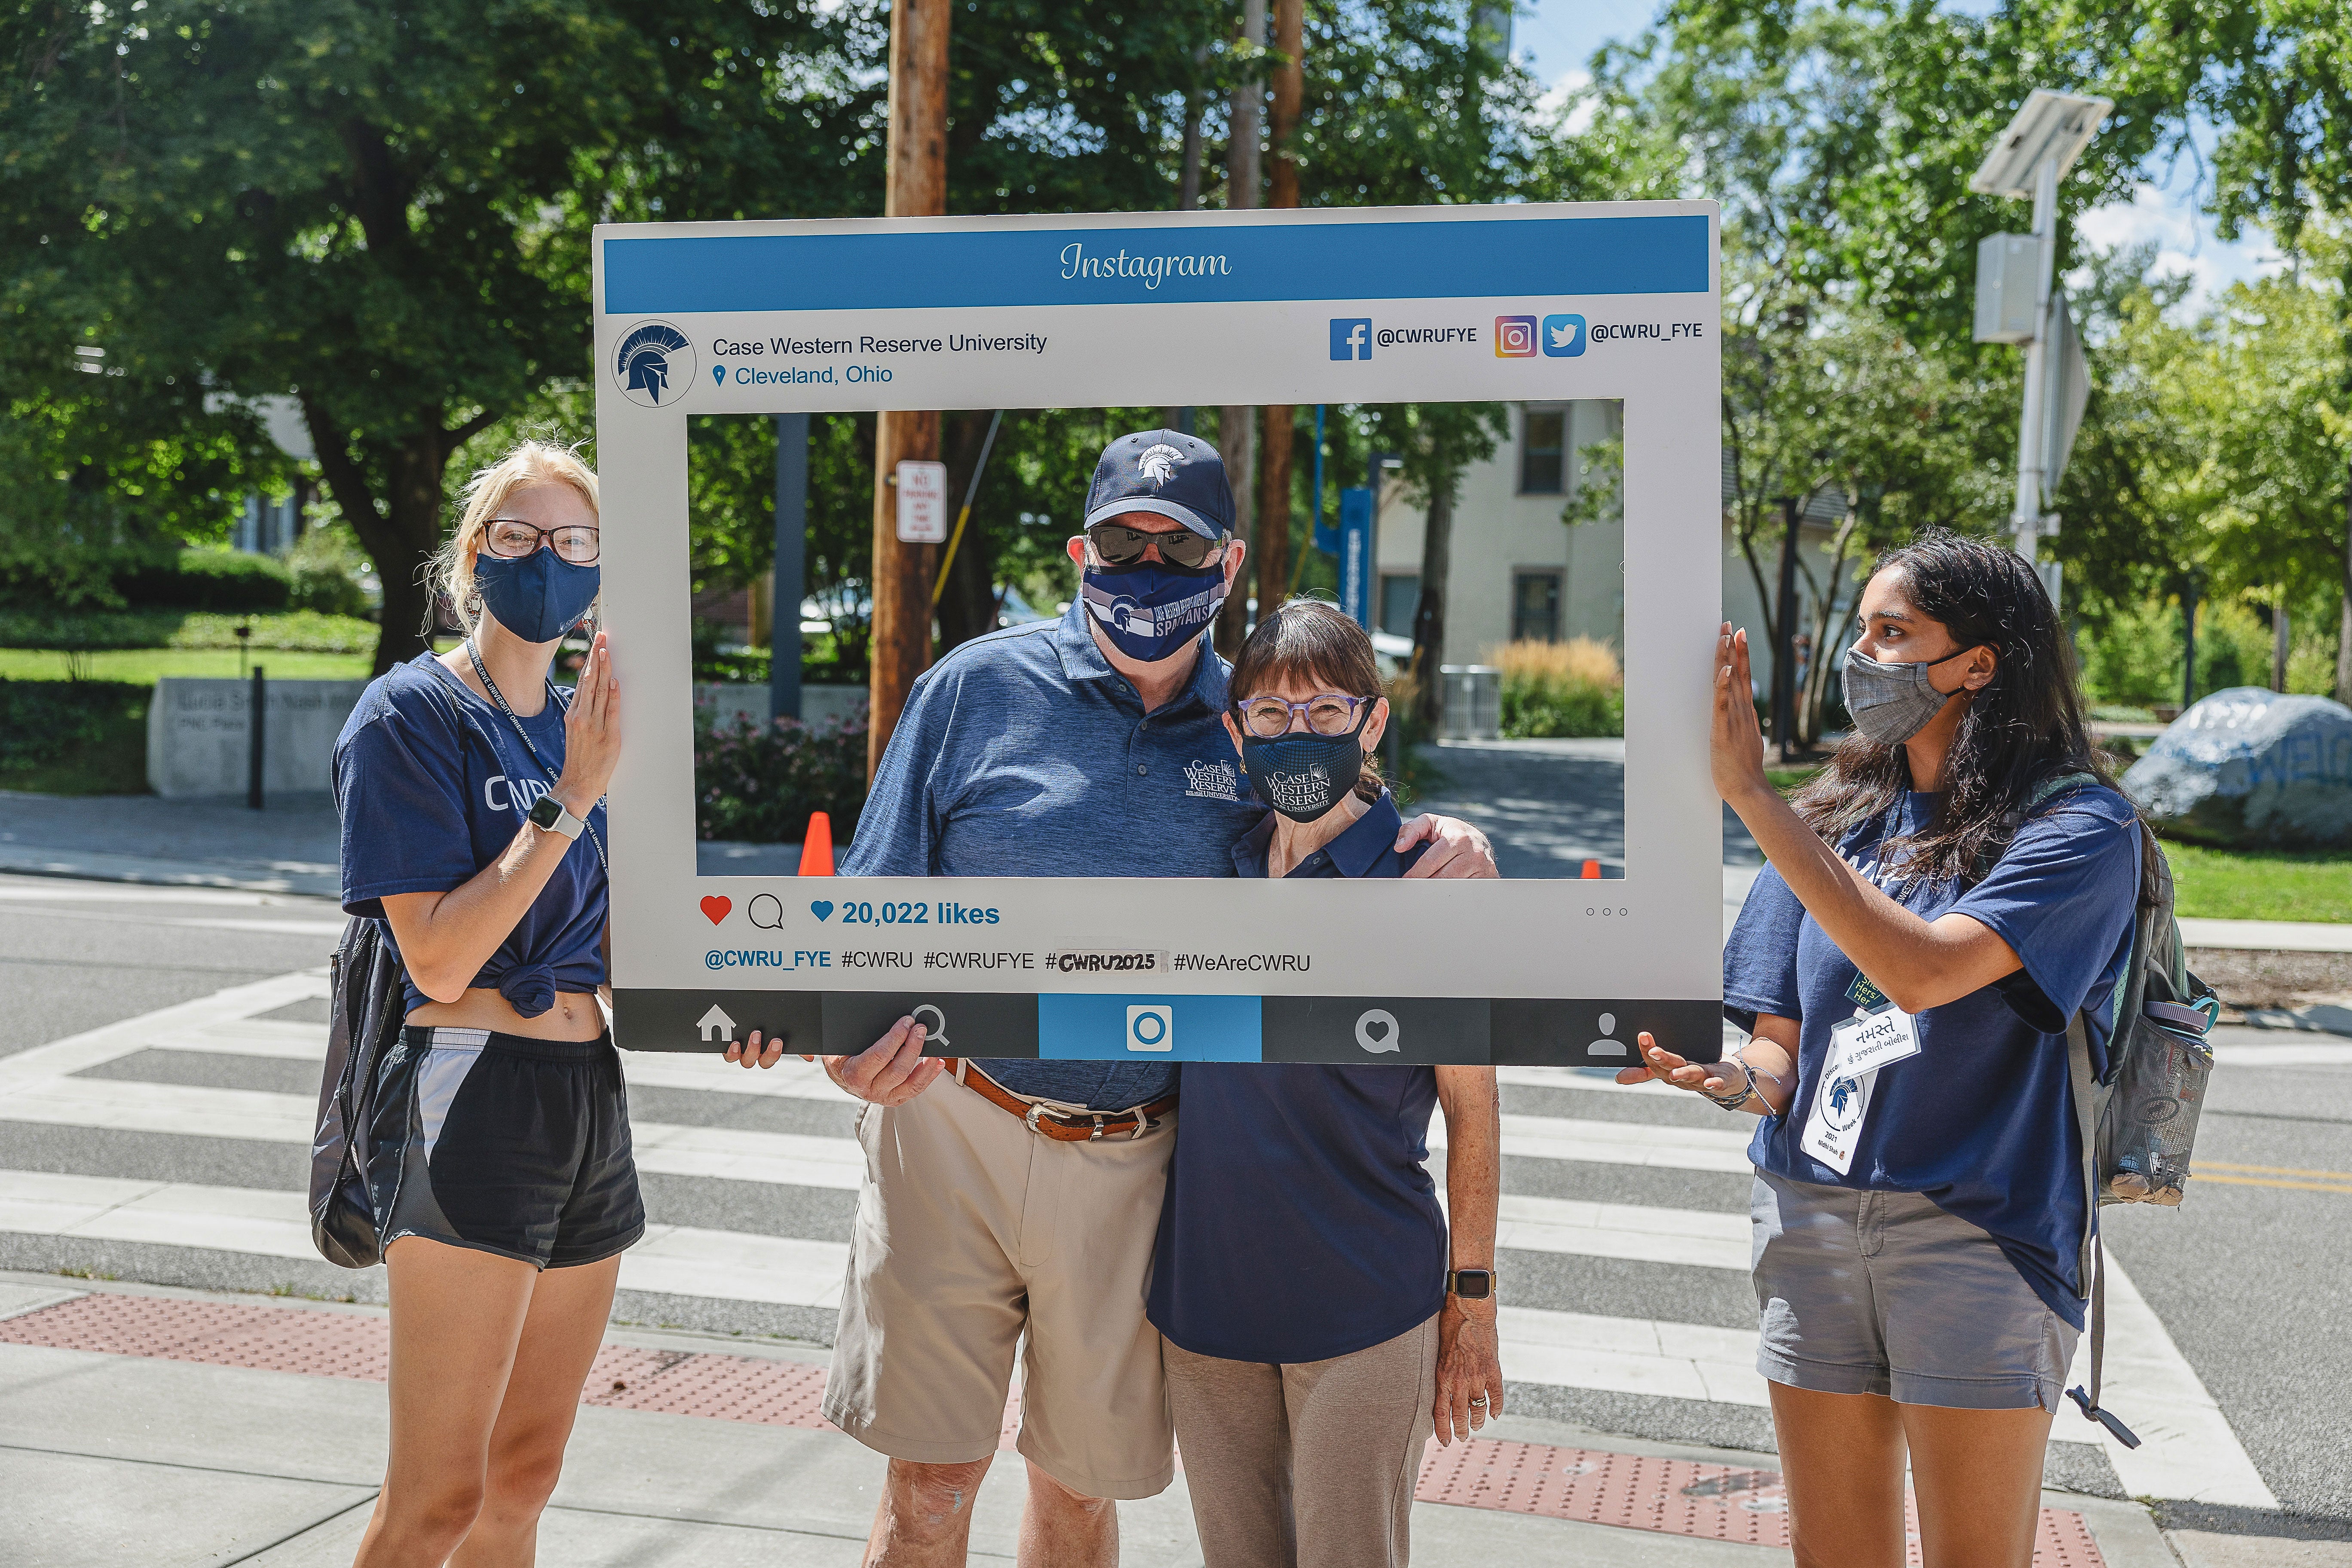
[602,214,1709,315]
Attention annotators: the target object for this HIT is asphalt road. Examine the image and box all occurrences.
[1,868,2347,1549]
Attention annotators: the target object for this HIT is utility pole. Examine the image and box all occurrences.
[1772,498,1801,761]
[772,412,808,725]
[866,0,950,778]
[1255,0,1302,619]
[1214,0,1266,657]
[2338,459,2352,704]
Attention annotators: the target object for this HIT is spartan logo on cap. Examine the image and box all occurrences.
[614,321,695,407]
[1137,443,1185,486]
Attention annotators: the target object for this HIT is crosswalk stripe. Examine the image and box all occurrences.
[0,971,2276,1502]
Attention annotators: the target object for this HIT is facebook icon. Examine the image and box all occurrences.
[1329,318,1372,361]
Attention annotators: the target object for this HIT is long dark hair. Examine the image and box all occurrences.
[1791,529,2110,882]
[1229,599,1387,801]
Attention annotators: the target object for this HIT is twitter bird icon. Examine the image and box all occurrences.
[1541,314,1587,357]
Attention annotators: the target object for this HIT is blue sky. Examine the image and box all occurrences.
[1510,0,2284,310]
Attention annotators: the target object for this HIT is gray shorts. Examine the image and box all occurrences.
[1750,1171,2079,1412]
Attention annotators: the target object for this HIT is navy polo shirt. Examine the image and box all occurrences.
[1725,786,2140,1328]
[1148,793,1449,1364]
[842,601,1264,1107]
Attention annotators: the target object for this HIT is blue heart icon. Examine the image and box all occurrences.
[810,900,834,922]
[711,364,726,387]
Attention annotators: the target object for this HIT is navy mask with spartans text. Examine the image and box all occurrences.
[1081,559,1227,664]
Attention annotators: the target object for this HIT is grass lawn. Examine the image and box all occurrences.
[2161,840,2352,925]
[0,647,373,684]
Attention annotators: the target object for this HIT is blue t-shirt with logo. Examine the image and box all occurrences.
[1149,793,1448,1363]
[333,654,609,1017]
[843,602,1264,1109]
[1723,784,2141,1328]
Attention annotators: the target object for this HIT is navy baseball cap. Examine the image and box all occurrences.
[1083,429,1234,540]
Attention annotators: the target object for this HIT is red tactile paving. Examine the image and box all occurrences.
[2,1291,2103,1563]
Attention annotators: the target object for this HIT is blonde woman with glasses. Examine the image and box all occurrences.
[331,440,633,1566]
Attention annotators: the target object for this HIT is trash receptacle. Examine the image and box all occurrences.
[1438,664,1501,741]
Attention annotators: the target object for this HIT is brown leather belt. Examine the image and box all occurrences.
[947,1059,1176,1142]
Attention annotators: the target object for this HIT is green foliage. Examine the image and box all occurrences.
[113,550,291,614]
[695,714,870,845]
[2196,599,2276,695]
[1495,638,1626,738]
[2080,599,2182,708]
[0,679,148,793]
[0,608,378,655]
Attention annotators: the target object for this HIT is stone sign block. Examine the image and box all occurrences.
[147,677,370,799]
[2122,686,2352,848]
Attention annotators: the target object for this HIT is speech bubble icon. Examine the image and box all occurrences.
[1355,1008,1401,1054]
[747,894,784,930]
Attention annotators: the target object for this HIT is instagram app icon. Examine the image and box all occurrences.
[1494,316,1538,357]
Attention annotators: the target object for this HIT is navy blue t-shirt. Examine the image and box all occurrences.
[333,654,609,1017]
[844,603,1264,1109]
[1724,784,2140,1328]
[1149,793,1448,1363]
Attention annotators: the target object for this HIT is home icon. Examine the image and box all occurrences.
[697,1004,736,1044]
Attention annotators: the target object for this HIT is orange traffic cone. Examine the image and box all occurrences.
[1580,859,1602,879]
[799,812,835,876]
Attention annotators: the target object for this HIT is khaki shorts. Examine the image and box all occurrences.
[822,1073,1178,1499]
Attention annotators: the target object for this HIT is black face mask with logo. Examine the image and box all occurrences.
[1237,706,1373,824]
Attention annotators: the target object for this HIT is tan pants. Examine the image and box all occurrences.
[1163,1315,1439,1568]
[822,1074,1178,1500]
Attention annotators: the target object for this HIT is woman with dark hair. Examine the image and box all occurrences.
[1626,531,2140,1568]
[1148,599,1504,1568]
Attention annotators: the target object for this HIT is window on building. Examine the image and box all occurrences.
[1379,573,1420,637]
[1512,570,1562,643]
[1519,407,1566,494]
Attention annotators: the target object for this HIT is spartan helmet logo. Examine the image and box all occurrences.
[614,322,695,407]
[1136,443,1184,486]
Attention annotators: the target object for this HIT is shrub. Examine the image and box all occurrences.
[0,608,379,653]
[2080,601,2180,708]
[2196,600,2275,696]
[116,548,291,612]
[0,678,148,793]
[1494,637,1623,738]
[696,709,870,844]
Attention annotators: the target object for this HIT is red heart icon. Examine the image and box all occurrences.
[699,895,732,925]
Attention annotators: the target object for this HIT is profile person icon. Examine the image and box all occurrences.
[1586,1011,1629,1059]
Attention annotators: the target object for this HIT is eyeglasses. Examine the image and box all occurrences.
[1087,522,1228,571]
[483,518,600,565]
[1232,693,1374,739]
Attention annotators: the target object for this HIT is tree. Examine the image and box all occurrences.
[1363,401,1508,725]
[2,1,876,672]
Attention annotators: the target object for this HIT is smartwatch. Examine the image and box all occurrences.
[1446,1268,1497,1301]
[527,793,585,842]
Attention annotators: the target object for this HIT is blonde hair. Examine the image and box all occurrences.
[431,440,600,632]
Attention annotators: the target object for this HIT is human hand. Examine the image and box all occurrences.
[554,631,620,815]
[723,1029,787,1070]
[1711,624,1771,806]
[1614,1032,1746,1097]
[1433,1298,1504,1446]
[1397,814,1500,879]
[804,1016,945,1106]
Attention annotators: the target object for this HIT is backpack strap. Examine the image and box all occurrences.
[2062,1013,2142,1448]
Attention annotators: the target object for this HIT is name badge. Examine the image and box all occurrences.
[1798,1007,1921,1176]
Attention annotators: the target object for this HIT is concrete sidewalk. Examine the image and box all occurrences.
[0,792,341,898]
[0,1272,2180,1568]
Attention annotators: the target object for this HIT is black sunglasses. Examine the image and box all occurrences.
[1087,522,1228,571]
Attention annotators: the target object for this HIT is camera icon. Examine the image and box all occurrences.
[1494,315,1538,358]
[1125,1004,1174,1053]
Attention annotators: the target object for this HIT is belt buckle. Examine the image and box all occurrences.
[1089,1114,1106,1143]
[1023,1102,1048,1136]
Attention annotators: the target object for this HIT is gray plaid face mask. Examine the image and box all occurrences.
[1840,643,1974,746]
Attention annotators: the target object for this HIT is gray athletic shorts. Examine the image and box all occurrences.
[1750,1170,2079,1412]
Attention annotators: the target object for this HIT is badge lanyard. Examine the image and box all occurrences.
[462,639,608,876]
[1800,997,1923,1176]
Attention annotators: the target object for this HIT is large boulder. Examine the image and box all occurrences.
[2122,686,2352,848]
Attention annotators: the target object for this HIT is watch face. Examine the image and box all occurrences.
[529,795,561,827]
[1454,1270,1492,1299]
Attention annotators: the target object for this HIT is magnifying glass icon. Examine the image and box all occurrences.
[910,1004,949,1053]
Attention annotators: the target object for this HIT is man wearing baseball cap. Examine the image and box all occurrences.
[733,428,1494,1567]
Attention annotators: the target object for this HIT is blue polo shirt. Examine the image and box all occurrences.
[1724,785,2140,1328]
[1149,793,1449,1363]
[842,601,1264,1107]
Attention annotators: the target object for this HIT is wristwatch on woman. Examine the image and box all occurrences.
[1445,1268,1497,1300]
[527,793,586,842]
[1702,1057,1758,1112]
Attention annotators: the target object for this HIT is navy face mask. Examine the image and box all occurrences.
[1081,558,1228,664]
[1239,707,1372,824]
[473,548,600,644]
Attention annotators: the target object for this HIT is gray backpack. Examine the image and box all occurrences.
[2010,774,2218,1446]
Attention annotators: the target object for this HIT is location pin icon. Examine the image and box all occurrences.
[711,365,726,387]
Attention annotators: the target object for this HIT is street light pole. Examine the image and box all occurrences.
[2012,156,2058,564]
